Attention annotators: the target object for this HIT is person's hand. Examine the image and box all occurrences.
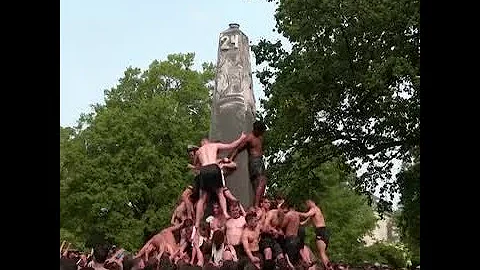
[250,256,260,264]
[250,256,261,269]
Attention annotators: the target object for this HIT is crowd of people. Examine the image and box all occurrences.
[60,121,336,270]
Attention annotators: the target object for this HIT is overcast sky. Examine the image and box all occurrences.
[61,0,282,127]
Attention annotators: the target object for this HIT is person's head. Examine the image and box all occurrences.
[93,244,109,264]
[183,218,194,236]
[228,201,241,218]
[199,221,211,237]
[247,206,256,214]
[212,230,225,247]
[122,256,143,270]
[187,145,198,160]
[201,135,210,146]
[212,202,221,216]
[60,258,78,270]
[260,197,271,211]
[274,191,285,208]
[306,199,315,208]
[245,212,258,229]
[280,199,290,213]
[253,120,267,136]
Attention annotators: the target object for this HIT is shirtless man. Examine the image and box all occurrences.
[185,144,201,219]
[137,219,192,262]
[229,121,267,207]
[225,201,246,251]
[299,199,333,270]
[280,201,302,267]
[193,133,246,229]
[257,196,271,226]
[209,202,227,233]
[242,212,263,270]
[261,206,288,270]
[171,198,189,226]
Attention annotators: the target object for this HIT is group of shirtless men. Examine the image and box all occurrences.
[136,121,333,270]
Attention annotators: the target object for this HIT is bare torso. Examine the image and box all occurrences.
[243,226,261,252]
[247,133,264,157]
[283,211,300,236]
[196,143,221,166]
[264,209,284,236]
[311,206,326,227]
[225,216,246,245]
[211,215,227,231]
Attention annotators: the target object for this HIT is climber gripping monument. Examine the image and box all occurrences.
[209,23,257,208]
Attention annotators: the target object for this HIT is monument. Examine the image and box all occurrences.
[210,23,256,208]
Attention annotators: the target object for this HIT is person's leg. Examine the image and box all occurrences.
[216,188,231,219]
[195,192,208,228]
[254,175,267,207]
[315,239,332,270]
[223,187,238,202]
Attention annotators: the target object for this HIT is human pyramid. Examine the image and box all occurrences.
[135,121,333,270]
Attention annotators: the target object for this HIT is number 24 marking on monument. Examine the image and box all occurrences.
[220,34,239,50]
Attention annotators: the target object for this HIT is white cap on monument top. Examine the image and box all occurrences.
[229,23,240,29]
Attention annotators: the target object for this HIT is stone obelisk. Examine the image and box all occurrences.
[210,23,256,208]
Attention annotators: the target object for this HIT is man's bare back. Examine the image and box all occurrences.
[283,210,301,237]
[196,133,246,166]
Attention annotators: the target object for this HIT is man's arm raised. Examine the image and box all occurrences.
[216,132,247,151]
[228,134,250,160]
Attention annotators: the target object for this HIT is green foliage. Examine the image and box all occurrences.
[350,242,413,269]
[254,0,420,210]
[268,158,377,263]
[60,53,214,250]
[60,228,87,252]
[395,161,420,265]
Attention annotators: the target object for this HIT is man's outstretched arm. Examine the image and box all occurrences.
[216,132,247,151]
[228,135,249,161]
[298,209,315,219]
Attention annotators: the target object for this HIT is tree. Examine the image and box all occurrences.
[60,53,214,250]
[253,0,420,209]
[395,161,420,265]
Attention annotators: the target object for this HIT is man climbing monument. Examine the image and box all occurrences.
[229,120,267,207]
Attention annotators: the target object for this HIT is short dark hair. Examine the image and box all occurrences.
[93,244,109,263]
[183,218,194,227]
[212,230,225,247]
[253,121,266,133]
[245,212,257,222]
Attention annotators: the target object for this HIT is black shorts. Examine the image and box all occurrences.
[199,164,223,194]
[315,227,330,249]
[259,233,283,258]
[283,236,302,265]
[298,226,306,247]
[233,244,247,258]
[249,156,265,181]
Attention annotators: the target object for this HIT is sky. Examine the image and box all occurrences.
[60,0,283,127]
[61,0,400,209]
